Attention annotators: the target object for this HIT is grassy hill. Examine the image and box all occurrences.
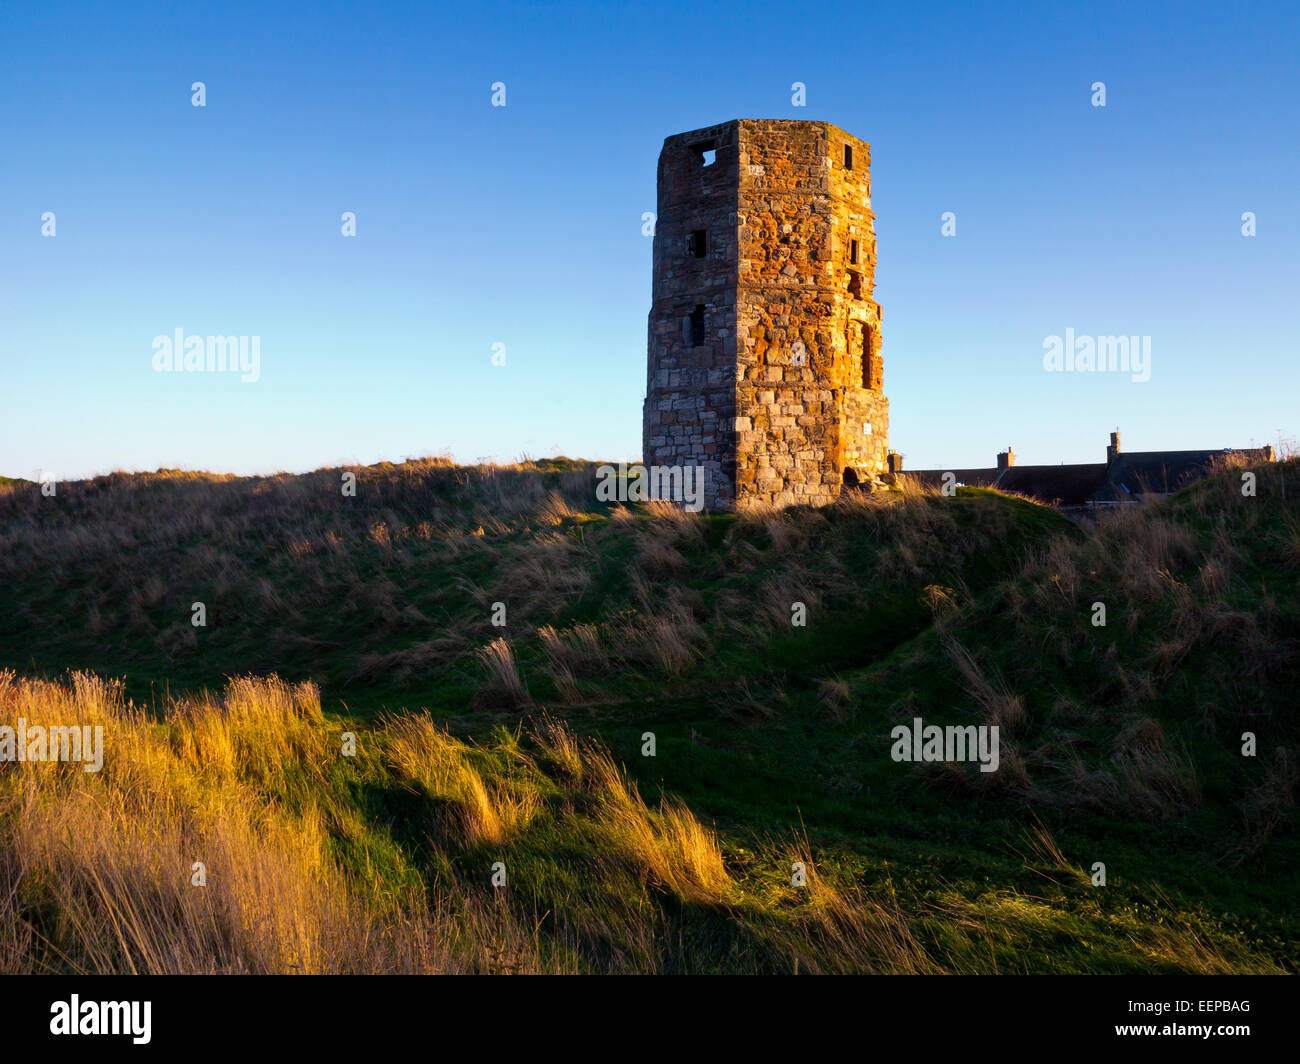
[0,457,1296,973]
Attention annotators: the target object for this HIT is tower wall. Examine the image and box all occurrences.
[642,122,740,508]
[644,119,887,509]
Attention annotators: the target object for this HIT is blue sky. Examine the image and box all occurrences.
[2,0,1297,479]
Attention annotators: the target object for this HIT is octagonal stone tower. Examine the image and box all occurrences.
[643,118,888,509]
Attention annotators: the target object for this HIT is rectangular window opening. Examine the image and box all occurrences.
[691,141,718,167]
[844,144,854,170]
[690,305,706,346]
[849,239,859,265]
[688,229,707,258]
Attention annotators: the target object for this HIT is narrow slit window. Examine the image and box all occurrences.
[849,239,859,265]
[861,323,875,388]
[688,229,707,258]
[844,144,853,170]
[690,305,706,346]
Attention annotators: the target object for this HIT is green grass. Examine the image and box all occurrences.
[0,456,1295,972]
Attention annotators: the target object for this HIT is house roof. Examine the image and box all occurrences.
[906,446,1272,507]
[1095,449,1265,499]
[906,468,1000,489]
[996,463,1108,506]
[908,463,1107,505]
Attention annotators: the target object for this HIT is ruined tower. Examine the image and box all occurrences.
[642,119,888,509]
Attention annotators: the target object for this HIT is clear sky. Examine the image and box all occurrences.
[2,0,1297,480]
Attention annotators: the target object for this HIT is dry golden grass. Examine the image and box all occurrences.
[3,457,1292,973]
[616,605,707,675]
[0,672,558,972]
[475,637,526,697]
[537,623,605,674]
[0,669,965,974]
[740,837,940,975]
[1015,815,1092,887]
[0,672,483,974]
[385,713,541,846]
[817,677,851,714]
[888,474,946,498]
[943,636,1026,733]
[582,744,730,903]
[0,673,801,972]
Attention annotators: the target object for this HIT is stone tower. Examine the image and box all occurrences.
[642,118,888,509]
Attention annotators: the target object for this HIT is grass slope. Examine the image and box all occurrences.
[0,457,1295,972]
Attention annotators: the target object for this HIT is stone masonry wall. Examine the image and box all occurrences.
[642,122,739,508]
[645,119,887,509]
